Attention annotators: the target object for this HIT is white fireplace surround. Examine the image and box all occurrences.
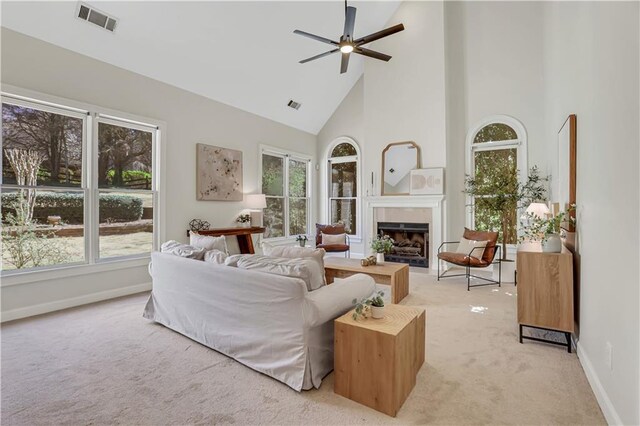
[365,195,445,271]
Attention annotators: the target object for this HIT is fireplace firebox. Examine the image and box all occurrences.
[377,222,429,268]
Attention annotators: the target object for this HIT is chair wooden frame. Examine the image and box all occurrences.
[437,242,502,291]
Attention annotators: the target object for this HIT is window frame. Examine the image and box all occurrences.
[465,115,528,239]
[1,85,165,278]
[259,144,311,240]
[326,137,361,240]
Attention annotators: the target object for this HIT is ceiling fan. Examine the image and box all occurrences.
[294,1,405,74]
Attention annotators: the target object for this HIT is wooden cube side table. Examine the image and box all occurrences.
[334,304,426,417]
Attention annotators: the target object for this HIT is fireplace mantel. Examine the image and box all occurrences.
[364,195,445,271]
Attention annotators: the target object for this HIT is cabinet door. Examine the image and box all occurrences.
[517,251,574,332]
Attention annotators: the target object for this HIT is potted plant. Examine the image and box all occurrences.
[236,213,251,228]
[352,291,385,320]
[463,165,548,282]
[370,235,394,265]
[295,234,308,247]
[521,205,576,253]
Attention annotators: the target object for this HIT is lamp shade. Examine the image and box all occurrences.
[525,202,550,218]
[246,194,267,209]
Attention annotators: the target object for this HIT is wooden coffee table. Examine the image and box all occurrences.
[334,304,426,417]
[324,258,409,303]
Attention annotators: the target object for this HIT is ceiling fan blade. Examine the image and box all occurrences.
[299,49,340,64]
[293,30,338,46]
[340,52,350,74]
[354,47,392,62]
[354,23,405,46]
[343,6,356,40]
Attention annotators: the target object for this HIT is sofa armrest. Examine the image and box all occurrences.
[303,273,376,328]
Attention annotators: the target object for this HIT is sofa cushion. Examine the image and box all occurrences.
[161,240,205,260]
[263,246,327,285]
[224,254,246,267]
[438,252,489,267]
[237,255,325,291]
[463,228,499,263]
[204,249,228,265]
[190,233,228,254]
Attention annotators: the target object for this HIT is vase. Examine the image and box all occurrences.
[298,240,306,247]
[240,222,250,228]
[542,234,562,253]
[376,253,385,265]
[371,305,385,319]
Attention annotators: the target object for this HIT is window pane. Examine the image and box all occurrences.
[2,103,83,187]
[330,161,357,197]
[473,123,518,144]
[264,197,284,238]
[330,199,356,235]
[289,198,307,236]
[288,159,307,197]
[98,123,152,189]
[473,148,518,244]
[331,142,357,157]
[262,154,284,196]
[99,191,153,258]
[1,189,85,270]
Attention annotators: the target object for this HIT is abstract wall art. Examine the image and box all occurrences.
[196,143,243,201]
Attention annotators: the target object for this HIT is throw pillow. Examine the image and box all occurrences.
[455,237,489,259]
[263,246,327,285]
[237,255,325,291]
[203,249,228,265]
[161,240,206,260]
[224,254,247,267]
[189,233,228,254]
[321,233,346,245]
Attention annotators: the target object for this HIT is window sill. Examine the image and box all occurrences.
[1,255,151,287]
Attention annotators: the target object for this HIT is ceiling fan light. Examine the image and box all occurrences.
[340,44,354,53]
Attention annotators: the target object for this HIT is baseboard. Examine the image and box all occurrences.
[1,282,152,323]
[576,341,623,425]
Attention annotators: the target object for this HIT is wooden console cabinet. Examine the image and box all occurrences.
[516,242,574,352]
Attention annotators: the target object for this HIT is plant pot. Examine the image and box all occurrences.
[371,305,385,319]
[542,234,562,253]
[298,241,306,247]
[376,253,385,265]
[239,222,250,228]
[494,259,516,283]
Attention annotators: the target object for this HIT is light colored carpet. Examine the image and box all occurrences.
[1,270,605,425]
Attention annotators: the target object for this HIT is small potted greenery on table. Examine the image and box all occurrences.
[521,205,576,253]
[295,235,308,247]
[236,213,251,228]
[352,290,386,320]
[370,235,394,265]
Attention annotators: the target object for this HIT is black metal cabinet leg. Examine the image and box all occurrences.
[519,324,523,344]
[566,332,572,353]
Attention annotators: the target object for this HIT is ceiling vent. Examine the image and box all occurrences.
[76,2,117,32]
[287,100,302,110]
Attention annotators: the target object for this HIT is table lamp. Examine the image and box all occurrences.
[525,202,550,218]
[246,194,267,227]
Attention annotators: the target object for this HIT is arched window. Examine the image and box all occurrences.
[327,138,360,236]
[465,116,527,245]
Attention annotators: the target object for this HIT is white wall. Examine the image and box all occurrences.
[543,3,639,424]
[1,28,317,320]
[444,1,546,241]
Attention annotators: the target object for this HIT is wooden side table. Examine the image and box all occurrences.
[186,226,265,254]
[324,258,410,303]
[334,304,426,417]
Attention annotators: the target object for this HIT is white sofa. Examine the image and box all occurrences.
[143,252,375,391]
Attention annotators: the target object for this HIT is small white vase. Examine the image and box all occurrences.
[376,253,385,265]
[542,234,562,253]
[371,305,385,319]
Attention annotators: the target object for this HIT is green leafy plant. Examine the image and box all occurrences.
[463,165,548,260]
[521,205,576,243]
[371,235,394,254]
[352,291,385,320]
[295,235,308,243]
[236,213,251,224]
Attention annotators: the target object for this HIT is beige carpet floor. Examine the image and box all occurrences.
[1,270,605,425]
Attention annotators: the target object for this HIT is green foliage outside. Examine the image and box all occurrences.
[262,155,308,237]
[105,170,151,188]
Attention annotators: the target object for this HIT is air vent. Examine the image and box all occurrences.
[287,100,302,110]
[76,2,117,32]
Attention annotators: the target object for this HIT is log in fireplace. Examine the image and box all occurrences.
[377,222,429,268]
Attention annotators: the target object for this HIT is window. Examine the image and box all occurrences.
[328,140,359,236]
[261,148,310,239]
[1,93,160,273]
[466,116,527,246]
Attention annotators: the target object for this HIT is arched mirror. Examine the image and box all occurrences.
[381,141,421,195]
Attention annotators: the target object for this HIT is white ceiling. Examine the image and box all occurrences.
[1,1,401,134]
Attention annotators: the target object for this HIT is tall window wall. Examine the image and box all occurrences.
[327,140,359,236]
[1,93,160,273]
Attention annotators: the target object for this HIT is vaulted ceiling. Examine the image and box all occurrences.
[1,1,401,134]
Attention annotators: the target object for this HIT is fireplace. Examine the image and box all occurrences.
[377,222,429,268]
